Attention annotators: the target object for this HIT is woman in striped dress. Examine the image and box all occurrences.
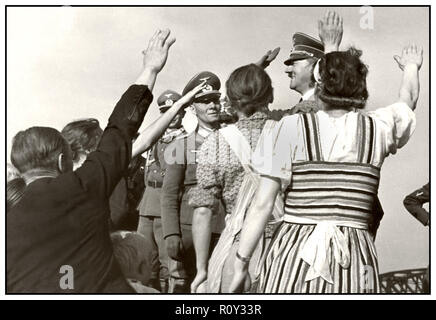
[188,64,282,293]
[229,44,423,293]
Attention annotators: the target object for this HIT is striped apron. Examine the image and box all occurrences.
[257,112,381,293]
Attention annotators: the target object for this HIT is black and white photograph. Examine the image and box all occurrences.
[3,4,431,299]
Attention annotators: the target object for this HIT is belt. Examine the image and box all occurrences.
[147,180,163,188]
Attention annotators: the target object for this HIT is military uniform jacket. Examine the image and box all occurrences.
[160,129,206,239]
[139,129,185,218]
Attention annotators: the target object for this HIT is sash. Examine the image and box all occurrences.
[206,120,284,293]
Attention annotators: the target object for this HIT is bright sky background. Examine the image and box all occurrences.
[6,6,429,273]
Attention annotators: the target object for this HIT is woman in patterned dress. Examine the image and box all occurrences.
[188,64,281,293]
[229,44,423,293]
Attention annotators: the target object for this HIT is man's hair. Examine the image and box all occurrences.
[307,57,319,88]
[226,63,273,117]
[317,47,369,109]
[111,231,152,284]
[61,118,103,162]
[11,126,71,173]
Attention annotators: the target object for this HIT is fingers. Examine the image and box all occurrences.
[270,47,280,59]
[324,10,330,24]
[165,37,176,50]
[149,29,161,48]
[327,10,334,25]
[318,19,323,32]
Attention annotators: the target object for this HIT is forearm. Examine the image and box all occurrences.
[324,44,339,54]
[399,64,420,110]
[192,207,213,273]
[132,103,184,157]
[76,85,152,198]
[237,177,280,258]
[134,67,158,91]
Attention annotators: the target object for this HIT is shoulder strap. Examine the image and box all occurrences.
[219,124,252,172]
[219,120,276,173]
[219,120,283,222]
[357,113,376,164]
[300,112,323,161]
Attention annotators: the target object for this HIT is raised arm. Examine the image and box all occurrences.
[394,44,423,110]
[229,175,281,293]
[135,29,176,90]
[318,10,343,53]
[132,81,207,158]
[76,29,175,199]
[403,183,429,226]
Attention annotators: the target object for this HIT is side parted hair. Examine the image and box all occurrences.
[11,127,71,173]
[307,57,319,88]
[61,118,103,162]
[226,63,273,117]
[317,47,369,109]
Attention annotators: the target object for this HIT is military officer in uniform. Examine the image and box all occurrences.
[161,72,225,293]
[137,90,186,293]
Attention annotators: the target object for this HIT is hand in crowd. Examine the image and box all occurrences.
[228,258,252,293]
[190,269,208,293]
[177,80,209,107]
[318,10,343,53]
[165,235,185,261]
[142,29,176,73]
[394,44,423,71]
[255,47,281,69]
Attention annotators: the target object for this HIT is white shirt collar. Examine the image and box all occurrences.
[197,125,214,138]
[301,88,315,101]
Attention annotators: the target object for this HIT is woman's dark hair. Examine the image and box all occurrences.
[317,47,369,109]
[226,64,273,117]
[7,177,26,213]
[61,118,103,161]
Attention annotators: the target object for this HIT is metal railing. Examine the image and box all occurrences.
[380,268,429,293]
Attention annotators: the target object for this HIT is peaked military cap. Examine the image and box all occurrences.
[284,32,325,65]
[182,71,221,101]
[157,90,182,111]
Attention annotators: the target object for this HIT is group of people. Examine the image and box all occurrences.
[7,10,425,293]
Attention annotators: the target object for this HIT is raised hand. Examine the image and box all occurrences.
[394,44,424,71]
[176,80,208,107]
[318,10,343,53]
[142,29,176,73]
[255,47,281,69]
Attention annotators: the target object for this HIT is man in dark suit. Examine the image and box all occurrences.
[7,29,175,293]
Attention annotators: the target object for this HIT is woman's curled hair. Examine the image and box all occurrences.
[61,118,103,161]
[317,47,369,109]
[226,64,273,117]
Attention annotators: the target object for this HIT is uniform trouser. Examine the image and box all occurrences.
[168,225,221,293]
[137,216,169,292]
[168,224,195,293]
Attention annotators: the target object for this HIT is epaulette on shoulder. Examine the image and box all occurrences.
[175,132,191,140]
